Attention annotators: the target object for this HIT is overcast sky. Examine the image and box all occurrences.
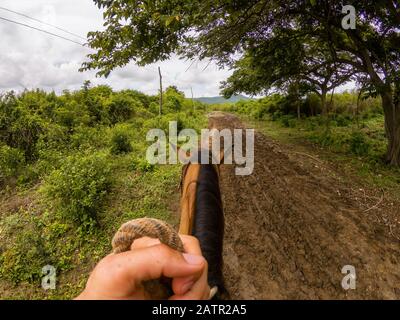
[0,0,233,97]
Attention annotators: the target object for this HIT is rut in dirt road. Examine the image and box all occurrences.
[208,112,400,299]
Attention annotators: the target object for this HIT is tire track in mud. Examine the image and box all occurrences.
[208,112,400,299]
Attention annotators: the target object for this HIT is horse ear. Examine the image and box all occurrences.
[170,143,193,163]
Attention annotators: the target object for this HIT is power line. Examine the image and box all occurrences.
[0,6,86,40]
[0,16,86,47]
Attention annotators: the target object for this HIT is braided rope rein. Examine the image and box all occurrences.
[111,218,217,299]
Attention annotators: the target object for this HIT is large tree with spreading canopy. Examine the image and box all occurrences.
[82,0,400,165]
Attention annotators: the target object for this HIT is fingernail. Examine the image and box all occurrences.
[181,280,195,294]
[183,253,204,265]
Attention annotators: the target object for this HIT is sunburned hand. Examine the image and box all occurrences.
[75,235,210,300]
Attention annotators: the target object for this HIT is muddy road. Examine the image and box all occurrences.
[208,112,400,299]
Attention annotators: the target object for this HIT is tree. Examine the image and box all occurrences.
[82,0,400,165]
[220,34,354,116]
[292,1,400,165]
[164,85,185,112]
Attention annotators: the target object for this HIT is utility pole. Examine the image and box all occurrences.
[158,66,163,116]
[191,87,195,112]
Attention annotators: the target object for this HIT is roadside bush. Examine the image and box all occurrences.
[41,152,111,226]
[110,130,133,155]
[249,101,268,119]
[309,131,335,147]
[304,118,318,131]
[70,125,107,150]
[16,165,39,187]
[0,145,25,179]
[334,114,352,127]
[106,93,137,124]
[0,224,49,284]
[0,210,74,285]
[143,114,185,133]
[280,115,297,128]
[348,131,370,156]
[131,158,155,173]
[36,124,70,151]
[5,111,44,161]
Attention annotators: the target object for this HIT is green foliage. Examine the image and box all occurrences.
[0,207,97,286]
[309,131,336,147]
[0,83,209,298]
[82,0,400,164]
[110,129,133,155]
[348,131,370,156]
[164,86,185,113]
[280,115,297,128]
[0,93,45,161]
[41,152,112,226]
[334,114,352,127]
[131,158,155,173]
[0,145,25,179]
[1,230,49,284]
[106,93,137,124]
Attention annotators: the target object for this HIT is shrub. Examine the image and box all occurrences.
[70,125,107,150]
[106,94,137,124]
[143,114,184,133]
[280,115,297,128]
[42,153,111,226]
[16,165,38,186]
[309,131,335,147]
[0,210,75,284]
[36,124,70,151]
[0,145,25,178]
[131,158,155,173]
[348,131,370,156]
[0,226,49,284]
[305,118,317,131]
[250,102,269,120]
[6,111,44,161]
[110,130,133,155]
[334,114,352,127]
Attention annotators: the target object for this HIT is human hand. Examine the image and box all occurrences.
[75,235,210,300]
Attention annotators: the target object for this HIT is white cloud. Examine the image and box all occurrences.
[0,0,232,97]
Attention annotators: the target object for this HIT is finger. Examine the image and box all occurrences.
[179,235,202,255]
[170,260,210,300]
[171,251,208,297]
[111,244,205,285]
[172,235,204,295]
[172,235,207,295]
[130,237,161,250]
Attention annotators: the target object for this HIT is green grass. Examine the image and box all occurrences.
[0,146,183,299]
[241,114,400,199]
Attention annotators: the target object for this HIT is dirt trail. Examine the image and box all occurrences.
[208,112,400,299]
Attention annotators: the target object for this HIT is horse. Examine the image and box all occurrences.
[112,144,229,299]
[178,147,227,299]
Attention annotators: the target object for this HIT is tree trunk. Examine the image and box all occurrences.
[321,90,328,116]
[320,90,331,131]
[297,100,301,119]
[382,91,400,166]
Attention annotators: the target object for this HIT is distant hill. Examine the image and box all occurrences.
[194,94,251,104]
